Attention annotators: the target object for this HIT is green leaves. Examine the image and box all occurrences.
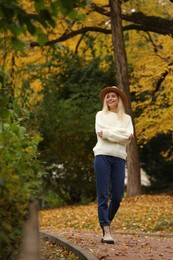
[34,0,45,12]
[57,0,87,19]
[0,109,13,124]
[11,37,25,52]
[31,48,115,205]
[37,31,48,46]
[0,0,54,50]
[0,0,87,51]
[0,83,43,258]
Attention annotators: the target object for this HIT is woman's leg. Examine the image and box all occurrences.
[108,157,125,222]
[94,155,111,227]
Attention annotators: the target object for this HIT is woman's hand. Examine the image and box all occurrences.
[98,130,103,138]
[129,134,134,140]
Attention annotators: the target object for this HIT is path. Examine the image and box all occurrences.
[41,230,173,260]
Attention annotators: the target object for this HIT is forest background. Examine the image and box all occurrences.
[0,0,173,258]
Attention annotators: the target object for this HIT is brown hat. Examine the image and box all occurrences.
[99,86,128,107]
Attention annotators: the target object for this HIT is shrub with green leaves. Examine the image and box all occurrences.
[0,89,43,258]
[31,48,116,205]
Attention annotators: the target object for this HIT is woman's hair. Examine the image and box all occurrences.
[102,93,126,119]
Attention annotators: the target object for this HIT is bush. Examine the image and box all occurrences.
[33,49,116,205]
[140,133,173,190]
[0,100,43,258]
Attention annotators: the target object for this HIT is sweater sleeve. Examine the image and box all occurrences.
[95,112,134,145]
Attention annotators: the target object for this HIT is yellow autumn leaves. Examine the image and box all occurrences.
[39,194,173,234]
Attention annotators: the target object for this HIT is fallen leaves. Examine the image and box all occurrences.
[39,194,173,234]
[39,194,173,260]
[40,238,79,259]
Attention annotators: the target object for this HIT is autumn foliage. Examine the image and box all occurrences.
[39,193,173,234]
[1,0,173,258]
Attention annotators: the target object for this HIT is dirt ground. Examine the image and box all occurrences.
[54,230,173,260]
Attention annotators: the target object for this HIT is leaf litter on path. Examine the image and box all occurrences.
[39,194,173,259]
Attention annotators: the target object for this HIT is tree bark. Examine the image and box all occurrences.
[109,0,141,196]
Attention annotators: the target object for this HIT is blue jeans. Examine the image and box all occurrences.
[94,155,125,227]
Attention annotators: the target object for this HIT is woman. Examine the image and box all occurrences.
[93,86,134,244]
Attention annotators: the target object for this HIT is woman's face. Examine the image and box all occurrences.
[106,91,119,111]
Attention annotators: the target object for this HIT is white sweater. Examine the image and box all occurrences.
[93,111,134,160]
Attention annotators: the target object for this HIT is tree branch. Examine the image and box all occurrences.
[153,61,173,94]
[75,34,85,53]
[30,27,111,47]
[30,11,173,47]
[122,12,173,36]
[89,3,110,17]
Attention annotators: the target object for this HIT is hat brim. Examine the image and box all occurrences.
[99,86,128,107]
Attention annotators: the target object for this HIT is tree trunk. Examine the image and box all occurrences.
[109,0,141,196]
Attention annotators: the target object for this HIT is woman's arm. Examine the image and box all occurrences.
[96,113,134,144]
